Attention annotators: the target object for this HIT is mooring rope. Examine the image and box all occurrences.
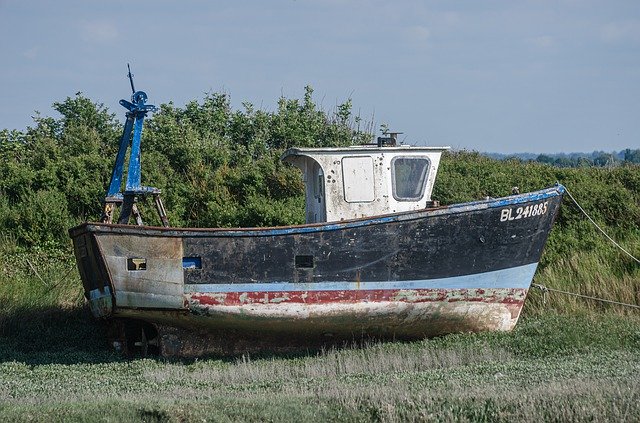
[530,185,640,310]
[564,186,640,264]
[531,283,640,310]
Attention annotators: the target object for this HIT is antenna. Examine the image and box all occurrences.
[127,63,136,94]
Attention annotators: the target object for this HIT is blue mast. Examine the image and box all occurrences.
[101,65,169,226]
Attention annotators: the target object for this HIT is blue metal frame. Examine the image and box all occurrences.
[105,90,158,199]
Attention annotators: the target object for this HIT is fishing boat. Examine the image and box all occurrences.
[69,80,564,357]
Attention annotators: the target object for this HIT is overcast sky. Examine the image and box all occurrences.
[1,1,638,153]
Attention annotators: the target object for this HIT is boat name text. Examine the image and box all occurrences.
[500,201,548,222]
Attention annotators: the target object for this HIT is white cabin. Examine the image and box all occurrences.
[281,145,450,223]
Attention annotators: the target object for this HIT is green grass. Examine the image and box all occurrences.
[1,238,639,421]
[0,311,639,422]
[524,235,640,315]
[1,248,639,421]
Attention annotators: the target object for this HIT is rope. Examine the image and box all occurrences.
[564,186,640,265]
[530,185,640,310]
[532,283,640,310]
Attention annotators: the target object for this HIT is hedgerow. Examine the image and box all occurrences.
[0,88,638,274]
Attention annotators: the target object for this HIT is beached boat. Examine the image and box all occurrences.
[69,84,564,357]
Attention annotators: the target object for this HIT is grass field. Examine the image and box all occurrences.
[1,309,639,422]
[0,252,639,422]
[1,241,639,421]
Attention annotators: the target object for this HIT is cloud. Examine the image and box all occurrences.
[439,11,461,27]
[405,25,430,42]
[526,35,554,48]
[22,46,39,60]
[600,20,640,43]
[79,20,119,44]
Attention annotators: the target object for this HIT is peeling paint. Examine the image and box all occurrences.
[188,288,526,307]
[269,293,290,303]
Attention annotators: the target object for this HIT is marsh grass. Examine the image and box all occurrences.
[0,240,82,310]
[0,314,639,422]
[526,237,640,315]
[1,238,639,421]
[1,243,639,421]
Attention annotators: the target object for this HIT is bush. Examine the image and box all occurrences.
[0,89,368,244]
[0,91,638,310]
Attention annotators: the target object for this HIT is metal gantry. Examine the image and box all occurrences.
[101,65,169,227]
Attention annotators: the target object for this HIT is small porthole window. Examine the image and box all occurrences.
[391,157,430,201]
[182,257,202,269]
[295,255,314,269]
[127,258,147,271]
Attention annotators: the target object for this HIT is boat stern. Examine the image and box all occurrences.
[69,225,114,318]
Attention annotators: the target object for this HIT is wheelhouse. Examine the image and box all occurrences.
[281,145,450,223]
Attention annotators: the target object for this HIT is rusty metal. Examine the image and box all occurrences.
[108,288,525,357]
[153,194,170,227]
[100,67,167,228]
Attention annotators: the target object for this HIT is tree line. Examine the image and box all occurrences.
[486,150,640,167]
[0,89,638,274]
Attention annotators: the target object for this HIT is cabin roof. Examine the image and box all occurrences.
[281,145,450,160]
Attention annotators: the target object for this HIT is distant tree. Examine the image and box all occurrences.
[576,157,592,167]
[624,149,640,164]
[593,153,616,167]
[553,157,574,168]
[489,149,638,168]
[536,154,554,165]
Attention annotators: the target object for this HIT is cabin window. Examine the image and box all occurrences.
[311,162,325,204]
[342,156,375,202]
[391,157,430,201]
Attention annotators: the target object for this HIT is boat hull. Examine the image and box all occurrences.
[69,185,564,356]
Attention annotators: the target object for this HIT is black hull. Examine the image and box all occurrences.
[70,185,564,356]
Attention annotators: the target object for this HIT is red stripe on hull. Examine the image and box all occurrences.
[189,288,527,307]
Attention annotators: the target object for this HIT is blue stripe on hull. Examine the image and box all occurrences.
[185,262,539,293]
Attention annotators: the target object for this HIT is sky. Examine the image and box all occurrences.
[1,0,639,153]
